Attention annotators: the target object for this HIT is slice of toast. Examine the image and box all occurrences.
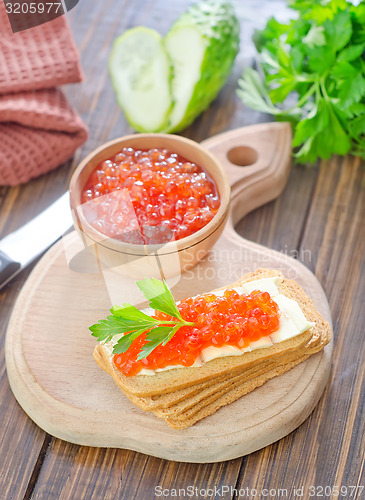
[129,358,278,412]
[94,328,311,409]
[114,326,326,412]
[128,316,328,415]
[93,269,331,397]
[125,324,325,420]
[159,330,327,424]
[164,354,312,429]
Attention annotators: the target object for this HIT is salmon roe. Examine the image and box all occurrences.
[81,147,220,244]
[113,289,280,376]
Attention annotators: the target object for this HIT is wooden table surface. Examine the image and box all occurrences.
[1,1,364,499]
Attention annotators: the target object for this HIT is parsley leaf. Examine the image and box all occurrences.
[338,43,365,62]
[323,10,352,52]
[303,25,326,49]
[90,315,143,342]
[113,328,149,354]
[90,278,194,361]
[111,303,160,327]
[136,277,182,320]
[137,325,180,361]
[237,67,301,126]
[336,70,365,109]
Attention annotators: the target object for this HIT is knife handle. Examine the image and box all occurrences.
[0,250,21,290]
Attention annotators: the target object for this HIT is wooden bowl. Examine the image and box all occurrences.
[69,134,231,279]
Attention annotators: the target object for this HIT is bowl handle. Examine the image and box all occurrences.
[201,122,292,226]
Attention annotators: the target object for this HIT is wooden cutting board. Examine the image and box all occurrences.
[5,123,333,463]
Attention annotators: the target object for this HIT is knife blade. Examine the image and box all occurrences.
[0,192,73,290]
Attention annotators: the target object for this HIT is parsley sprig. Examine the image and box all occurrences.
[237,0,365,163]
[90,278,194,360]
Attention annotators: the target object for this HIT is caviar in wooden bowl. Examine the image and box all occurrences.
[69,134,230,278]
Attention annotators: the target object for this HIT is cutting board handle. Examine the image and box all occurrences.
[201,122,292,226]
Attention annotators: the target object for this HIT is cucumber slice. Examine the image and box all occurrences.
[109,27,172,132]
[164,1,240,132]
[164,26,206,132]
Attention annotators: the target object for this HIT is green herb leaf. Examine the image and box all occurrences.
[253,17,288,52]
[113,328,148,354]
[336,71,365,109]
[349,114,365,141]
[307,45,336,74]
[323,104,352,156]
[292,99,329,148]
[348,102,365,118]
[303,25,326,48]
[137,325,180,360]
[111,303,159,325]
[90,278,195,363]
[323,10,352,52]
[90,315,140,342]
[237,68,284,114]
[136,277,182,320]
[338,43,365,62]
[237,67,301,126]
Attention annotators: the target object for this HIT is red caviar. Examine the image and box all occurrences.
[81,147,220,244]
[113,289,280,376]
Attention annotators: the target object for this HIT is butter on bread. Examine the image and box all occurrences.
[93,269,331,428]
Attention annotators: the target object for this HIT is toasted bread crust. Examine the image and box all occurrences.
[164,354,311,429]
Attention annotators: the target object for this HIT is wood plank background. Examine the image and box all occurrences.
[0,1,364,499]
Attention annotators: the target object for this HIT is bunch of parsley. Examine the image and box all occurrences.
[237,0,365,163]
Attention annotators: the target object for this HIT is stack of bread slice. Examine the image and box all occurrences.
[93,269,331,429]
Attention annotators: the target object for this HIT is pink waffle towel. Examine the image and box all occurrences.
[0,3,88,185]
